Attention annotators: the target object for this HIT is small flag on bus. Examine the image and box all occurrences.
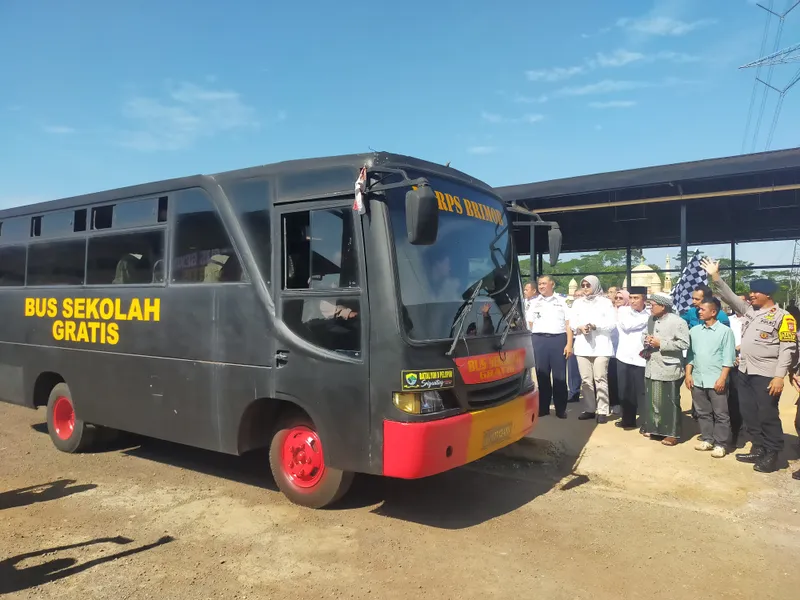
[353,166,367,215]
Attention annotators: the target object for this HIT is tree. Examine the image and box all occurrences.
[520,249,648,294]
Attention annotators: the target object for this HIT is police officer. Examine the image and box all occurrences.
[701,258,798,473]
[527,275,574,419]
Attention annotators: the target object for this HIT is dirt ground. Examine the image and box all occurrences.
[1,391,799,600]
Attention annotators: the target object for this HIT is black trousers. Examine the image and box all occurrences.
[608,357,619,407]
[617,361,645,428]
[532,333,568,416]
[727,373,743,445]
[736,370,784,453]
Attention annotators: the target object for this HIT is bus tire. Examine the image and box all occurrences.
[46,383,93,453]
[269,414,353,509]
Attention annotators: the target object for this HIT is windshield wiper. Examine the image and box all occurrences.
[495,296,520,351]
[446,279,485,357]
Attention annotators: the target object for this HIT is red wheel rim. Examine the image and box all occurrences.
[280,426,325,490]
[53,396,75,441]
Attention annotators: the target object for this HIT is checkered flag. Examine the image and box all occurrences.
[671,251,707,313]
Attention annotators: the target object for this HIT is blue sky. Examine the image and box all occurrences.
[1,0,799,265]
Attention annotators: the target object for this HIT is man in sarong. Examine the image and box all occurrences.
[641,292,690,446]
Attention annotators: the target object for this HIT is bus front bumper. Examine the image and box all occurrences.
[382,389,539,479]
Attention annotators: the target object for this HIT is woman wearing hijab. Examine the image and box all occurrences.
[570,276,617,423]
[641,292,691,446]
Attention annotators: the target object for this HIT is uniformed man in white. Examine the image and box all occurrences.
[701,258,798,473]
[527,275,574,418]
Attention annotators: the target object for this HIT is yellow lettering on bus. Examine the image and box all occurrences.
[434,191,449,211]
[24,296,161,346]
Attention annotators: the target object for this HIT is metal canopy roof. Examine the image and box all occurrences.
[497,147,800,255]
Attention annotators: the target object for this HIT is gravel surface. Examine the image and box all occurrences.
[1,402,798,599]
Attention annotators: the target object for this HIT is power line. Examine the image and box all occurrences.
[742,3,774,154]
[741,0,800,152]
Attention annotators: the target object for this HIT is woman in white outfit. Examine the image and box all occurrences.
[570,276,617,423]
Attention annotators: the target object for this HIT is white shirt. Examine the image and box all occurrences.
[526,294,569,334]
[615,305,651,367]
[728,314,743,347]
[569,296,617,357]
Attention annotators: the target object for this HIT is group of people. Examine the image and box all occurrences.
[523,258,799,478]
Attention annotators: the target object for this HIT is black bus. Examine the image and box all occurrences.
[0,152,540,508]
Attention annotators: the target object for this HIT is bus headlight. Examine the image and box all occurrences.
[392,391,446,415]
[522,368,536,392]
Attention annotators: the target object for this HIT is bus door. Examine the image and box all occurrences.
[272,200,370,472]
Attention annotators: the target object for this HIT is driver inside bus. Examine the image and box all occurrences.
[430,255,462,302]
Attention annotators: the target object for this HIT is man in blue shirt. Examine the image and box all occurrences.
[686,297,737,458]
[683,284,730,423]
[681,284,730,328]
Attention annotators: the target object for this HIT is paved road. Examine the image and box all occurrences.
[1,401,798,599]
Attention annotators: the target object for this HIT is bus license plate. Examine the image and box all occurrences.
[482,422,512,450]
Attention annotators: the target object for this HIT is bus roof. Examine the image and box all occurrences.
[0,152,497,219]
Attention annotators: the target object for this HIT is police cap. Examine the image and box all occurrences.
[749,278,778,296]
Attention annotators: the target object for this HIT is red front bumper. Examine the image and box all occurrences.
[382,389,539,479]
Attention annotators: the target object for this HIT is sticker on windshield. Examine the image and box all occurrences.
[401,369,455,391]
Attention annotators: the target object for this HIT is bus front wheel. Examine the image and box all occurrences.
[46,383,93,453]
[269,415,353,509]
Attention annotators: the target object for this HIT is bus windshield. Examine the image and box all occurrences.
[386,174,524,342]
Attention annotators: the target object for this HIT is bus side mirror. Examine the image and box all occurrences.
[548,225,562,267]
[406,184,439,245]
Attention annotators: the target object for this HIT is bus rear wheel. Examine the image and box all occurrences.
[269,415,353,509]
[46,383,93,453]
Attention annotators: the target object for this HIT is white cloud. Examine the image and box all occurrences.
[467,145,497,155]
[521,114,544,124]
[616,15,716,36]
[482,111,544,124]
[592,49,646,68]
[118,81,265,151]
[655,50,700,63]
[526,66,585,82]
[512,93,549,104]
[481,111,505,124]
[589,100,638,108]
[42,125,76,134]
[527,49,700,89]
[581,26,613,39]
[558,79,651,96]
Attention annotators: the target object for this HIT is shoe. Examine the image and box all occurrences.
[611,406,622,416]
[711,446,727,459]
[555,411,567,419]
[695,441,714,452]
[538,410,550,418]
[615,421,636,430]
[578,412,596,421]
[735,445,765,464]
[792,469,800,481]
[753,450,779,473]
[596,415,608,424]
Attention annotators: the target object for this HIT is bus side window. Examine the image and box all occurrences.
[86,230,165,285]
[282,208,359,290]
[0,246,26,286]
[27,239,86,286]
[281,208,362,356]
[171,188,245,284]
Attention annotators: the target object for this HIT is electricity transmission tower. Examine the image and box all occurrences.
[740,1,800,152]
[789,239,800,307]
